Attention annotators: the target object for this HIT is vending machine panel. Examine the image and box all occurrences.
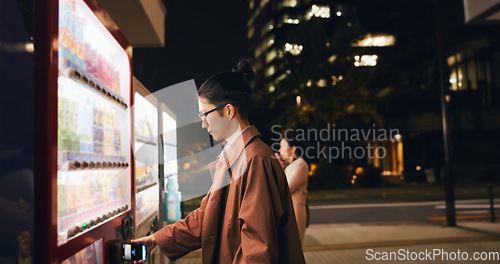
[133,78,160,238]
[56,0,131,247]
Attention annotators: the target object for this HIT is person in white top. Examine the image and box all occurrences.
[276,136,309,245]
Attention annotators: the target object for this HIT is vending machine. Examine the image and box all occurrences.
[132,77,162,262]
[34,0,134,262]
[159,103,181,226]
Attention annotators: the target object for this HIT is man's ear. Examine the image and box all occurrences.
[225,104,236,119]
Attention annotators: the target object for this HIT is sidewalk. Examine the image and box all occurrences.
[174,221,500,263]
[302,221,500,263]
[307,182,500,205]
[175,183,500,263]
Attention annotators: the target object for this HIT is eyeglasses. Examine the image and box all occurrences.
[198,104,226,123]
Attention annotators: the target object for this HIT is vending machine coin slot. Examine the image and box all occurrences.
[121,213,132,240]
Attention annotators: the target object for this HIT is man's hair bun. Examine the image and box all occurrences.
[233,58,255,82]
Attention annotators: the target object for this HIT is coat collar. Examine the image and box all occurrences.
[208,126,260,178]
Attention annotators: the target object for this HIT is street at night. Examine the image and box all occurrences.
[2,0,500,263]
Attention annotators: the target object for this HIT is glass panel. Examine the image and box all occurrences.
[135,185,159,227]
[467,57,478,90]
[57,0,131,246]
[456,52,463,63]
[134,93,158,188]
[449,68,458,91]
[447,55,456,66]
[163,112,177,178]
[133,92,159,229]
[457,64,465,90]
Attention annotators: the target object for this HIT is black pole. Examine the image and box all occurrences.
[434,0,456,226]
[489,183,495,222]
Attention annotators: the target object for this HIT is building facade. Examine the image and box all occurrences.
[247,0,500,186]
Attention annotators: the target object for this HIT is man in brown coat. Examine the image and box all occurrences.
[133,60,305,263]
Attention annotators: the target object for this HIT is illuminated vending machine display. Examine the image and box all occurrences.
[160,103,180,224]
[133,77,160,239]
[54,0,132,262]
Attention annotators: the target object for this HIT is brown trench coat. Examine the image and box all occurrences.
[154,126,305,263]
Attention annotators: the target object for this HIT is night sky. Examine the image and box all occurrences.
[133,0,250,92]
[132,0,462,93]
[131,0,406,93]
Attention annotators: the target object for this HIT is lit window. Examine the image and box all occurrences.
[277,49,284,58]
[277,73,287,82]
[449,70,457,90]
[266,49,277,63]
[283,14,300,24]
[306,5,330,20]
[269,85,275,93]
[261,20,275,36]
[447,55,456,66]
[267,35,275,47]
[266,66,275,77]
[282,0,297,8]
[25,43,34,53]
[266,20,274,31]
[248,26,255,39]
[284,18,300,24]
[254,42,265,58]
[354,55,378,67]
[284,43,303,55]
[347,104,355,112]
[352,34,396,47]
[457,67,464,89]
[317,79,327,87]
[328,54,337,63]
[331,75,342,85]
[255,37,273,58]
[447,51,485,91]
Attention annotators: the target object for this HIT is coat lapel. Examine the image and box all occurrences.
[202,126,263,264]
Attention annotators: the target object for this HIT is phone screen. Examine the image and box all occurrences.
[121,243,146,261]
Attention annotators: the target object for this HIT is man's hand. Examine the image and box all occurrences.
[130,234,156,264]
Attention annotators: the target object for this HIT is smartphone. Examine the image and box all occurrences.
[121,242,146,262]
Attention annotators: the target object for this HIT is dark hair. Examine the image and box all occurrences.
[281,129,307,159]
[282,129,304,149]
[198,59,255,119]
